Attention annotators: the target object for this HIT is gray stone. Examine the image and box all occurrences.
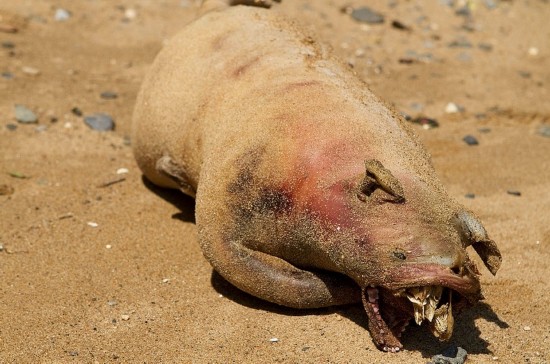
[537,124,550,138]
[14,104,38,123]
[351,7,384,24]
[84,113,115,131]
[463,135,479,145]
[100,91,118,99]
[429,346,468,364]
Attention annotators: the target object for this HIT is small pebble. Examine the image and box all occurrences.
[400,112,412,121]
[6,124,17,131]
[445,102,464,114]
[523,326,531,331]
[71,107,83,116]
[410,117,439,129]
[484,0,498,9]
[1,72,14,80]
[391,20,410,31]
[54,8,71,21]
[463,135,479,145]
[465,193,475,199]
[478,43,493,52]
[269,338,279,343]
[429,345,467,364]
[457,52,472,62]
[100,91,118,99]
[124,8,137,20]
[162,278,170,283]
[1,41,15,49]
[0,244,4,252]
[455,6,471,17]
[507,190,521,197]
[351,7,385,24]
[84,113,115,131]
[14,104,38,123]
[536,125,550,138]
[35,125,48,133]
[116,168,129,175]
[448,39,473,48]
[22,66,40,76]
[106,244,112,249]
[121,314,130,321]
[107,300,118,307]
[528,47,539,56]
[87,222,99,227]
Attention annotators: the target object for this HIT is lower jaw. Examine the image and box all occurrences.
[361,284,470,352]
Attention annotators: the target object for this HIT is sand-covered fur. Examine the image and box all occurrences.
[132,2,501,351]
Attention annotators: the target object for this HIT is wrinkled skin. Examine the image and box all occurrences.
[132,0,502,352]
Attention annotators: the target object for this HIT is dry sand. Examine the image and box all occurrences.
[1,0,549,363]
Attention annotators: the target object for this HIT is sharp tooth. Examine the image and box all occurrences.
[406,286,432,325]
[430,291,454,341]
[425,286,443,322]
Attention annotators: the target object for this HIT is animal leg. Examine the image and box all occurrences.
[199,232,361,308]
[156,156,196,197]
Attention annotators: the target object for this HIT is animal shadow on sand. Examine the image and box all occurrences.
[142,176,509,356]
[211,271,508,357]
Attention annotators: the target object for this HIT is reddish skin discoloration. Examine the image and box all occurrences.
[132,2,501,352]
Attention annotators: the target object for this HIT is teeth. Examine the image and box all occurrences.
[406,286,433,326]
[406,286,454,340]
[425,286,443,322]
[406,286,445,325]
[430,291,454,341]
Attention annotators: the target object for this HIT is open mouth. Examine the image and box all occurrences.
[361,284,466,352]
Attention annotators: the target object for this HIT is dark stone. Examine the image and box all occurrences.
[351,7,385,24]
[507,190,521,197]
[463,135,479,145]
[71,107,83,116]
[84,113,115,131]
[391,20,410,31]
[448,39,473,48]
[478,43,493,51]
[6,123,17,131]
[1,72,14,80]
[1,41,15,49]
[100,91,118,99]
[429,345,467,364]
[465,193,475,199]
[410,116,439,129]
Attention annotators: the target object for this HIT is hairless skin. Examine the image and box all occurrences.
[132,0,502,352]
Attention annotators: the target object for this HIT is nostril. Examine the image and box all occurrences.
[451,266,462,275]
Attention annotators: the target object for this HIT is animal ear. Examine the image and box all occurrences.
[455,211,502,275]
[358,159,405,203]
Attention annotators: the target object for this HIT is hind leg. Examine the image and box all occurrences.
[200,230,361,308]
